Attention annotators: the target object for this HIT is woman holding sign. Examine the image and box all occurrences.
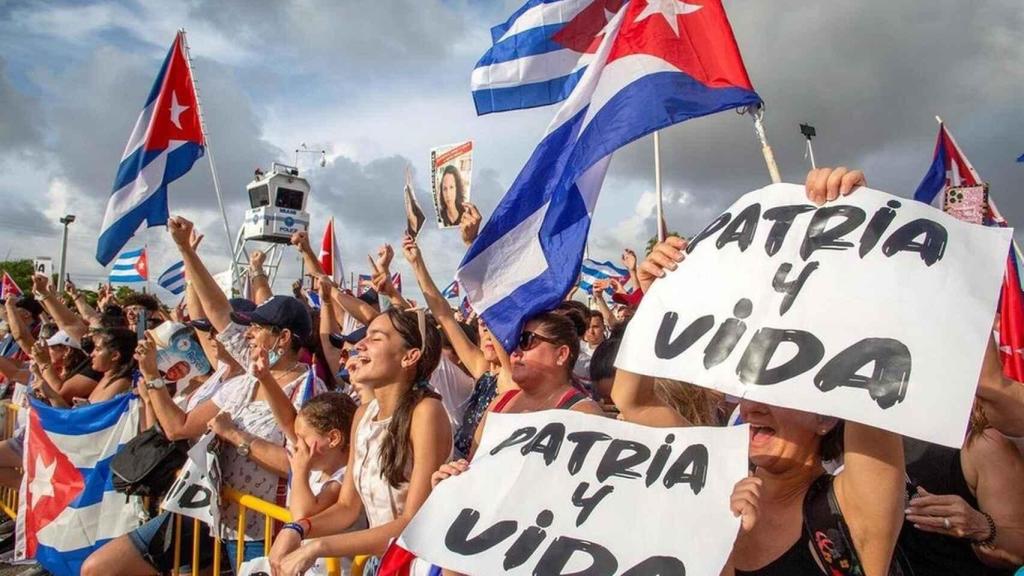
[267,307,452,576]
[626,168,909,576]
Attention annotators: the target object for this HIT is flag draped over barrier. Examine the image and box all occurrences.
[16,394,143,575]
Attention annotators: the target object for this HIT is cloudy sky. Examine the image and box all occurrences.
[0,0,1021,301]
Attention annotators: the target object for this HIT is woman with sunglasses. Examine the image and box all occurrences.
[402,233,516,459]
[268,307,452,576]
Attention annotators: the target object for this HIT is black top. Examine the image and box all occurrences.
[734,538,822,576]
[899,438,1011,576]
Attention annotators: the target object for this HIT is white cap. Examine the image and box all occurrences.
[46,330,82,351]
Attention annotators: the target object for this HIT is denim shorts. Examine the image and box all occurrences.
[127,511,214,573]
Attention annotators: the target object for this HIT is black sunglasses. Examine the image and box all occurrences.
[517,330,560,351]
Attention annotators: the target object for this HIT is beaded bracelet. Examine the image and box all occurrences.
[282,522,306,540]
[975,511,997,547]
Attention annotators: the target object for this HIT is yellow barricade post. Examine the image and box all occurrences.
[0,403,369,574]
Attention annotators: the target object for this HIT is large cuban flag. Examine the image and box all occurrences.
[457,0,762,350]
[472,0,625,115]
[15,394,143,575]
[97,31,205,266]
[913,122,1024,381]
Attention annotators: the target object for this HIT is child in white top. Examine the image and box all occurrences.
[288,392,358,518]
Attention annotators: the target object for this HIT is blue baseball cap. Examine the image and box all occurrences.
[233,295,311,341]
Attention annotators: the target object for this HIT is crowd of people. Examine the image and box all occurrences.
[0,166,1021,576]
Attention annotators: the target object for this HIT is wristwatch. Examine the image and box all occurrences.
[237,437,252,457]
[144,377,167,390]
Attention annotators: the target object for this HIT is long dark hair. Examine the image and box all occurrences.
[438,165,466,225]
[378,308,441,488]
[92,328,138,382]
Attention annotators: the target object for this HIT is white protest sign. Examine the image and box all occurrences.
[617,183,1012,448]
[161,432,222,529]
[33,257,52,278]
[398,410,749,576]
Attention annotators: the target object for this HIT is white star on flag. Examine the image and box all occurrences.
[29,455,56,507]
[634,0,702,37]
[169,90,189,130]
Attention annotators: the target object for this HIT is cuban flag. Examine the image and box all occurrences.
[391,273,403,295]
[96,31,205,266]
[441,281,460,299]
[457,0,761,350]
[459,296,473,319]
[579,258,629,294]
[1,272,22,299]
[109,248,148,284]
[472,0,625,115]
[914,122,1024,381]
[15,394,143,575]
[157,260,186,295]
[319,217,344,287]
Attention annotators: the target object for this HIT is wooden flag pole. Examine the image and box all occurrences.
[654,131,666,242]
[749,105,782,184]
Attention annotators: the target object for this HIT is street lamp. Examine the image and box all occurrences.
[57,214,75,293]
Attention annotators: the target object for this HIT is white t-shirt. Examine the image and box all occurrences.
[213,322,326,541]
[429,355,474,431]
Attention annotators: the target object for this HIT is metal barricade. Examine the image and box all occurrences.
[0,402,368,574]
[168,487,357,576]
[0,402,20,520]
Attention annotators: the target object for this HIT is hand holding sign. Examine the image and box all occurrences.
[637,236,687,293]
[459,203,482,246]
[398,411,748,575]
[617,182,1011,447]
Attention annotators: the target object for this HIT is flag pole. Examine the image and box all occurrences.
[179,30,235,275]
[653,131,666,242]
[748,105,782,184]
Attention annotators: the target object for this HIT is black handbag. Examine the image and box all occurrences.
[111,424,190,498]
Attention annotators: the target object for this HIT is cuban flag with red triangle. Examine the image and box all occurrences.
[96,31,205,266]
[457,0,761,351]
[914,123,1024,381]
[15,394,143,575]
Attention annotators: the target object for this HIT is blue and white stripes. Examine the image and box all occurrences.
[472,0,597,115]
[157,261,185,295]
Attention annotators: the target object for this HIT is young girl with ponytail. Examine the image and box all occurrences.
[268,307,452,576]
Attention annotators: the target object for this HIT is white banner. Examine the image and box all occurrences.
[161,432,222,529]
[398,410,749,575]
[617,183,1012,448]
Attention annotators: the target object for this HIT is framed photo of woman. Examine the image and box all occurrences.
[430,141,473,229]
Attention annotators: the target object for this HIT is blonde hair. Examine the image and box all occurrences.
[653,378,717,426]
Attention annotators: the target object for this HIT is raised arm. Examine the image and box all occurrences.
[403,234,488,378]
[611,369,689,427]
[248,249,272,306]
[621,249,640,292]
[833,422,905,576]
[168,217,232,332]
[251,348,299,444]
[66,278,100,327]
[32,275,88,342]
[590,284,615,328]
[318,278,342,376]
[975,334,1024,436]
[291,231,325,277]
[4,298,35,352]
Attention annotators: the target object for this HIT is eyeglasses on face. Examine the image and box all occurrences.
[516,330,560,352]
